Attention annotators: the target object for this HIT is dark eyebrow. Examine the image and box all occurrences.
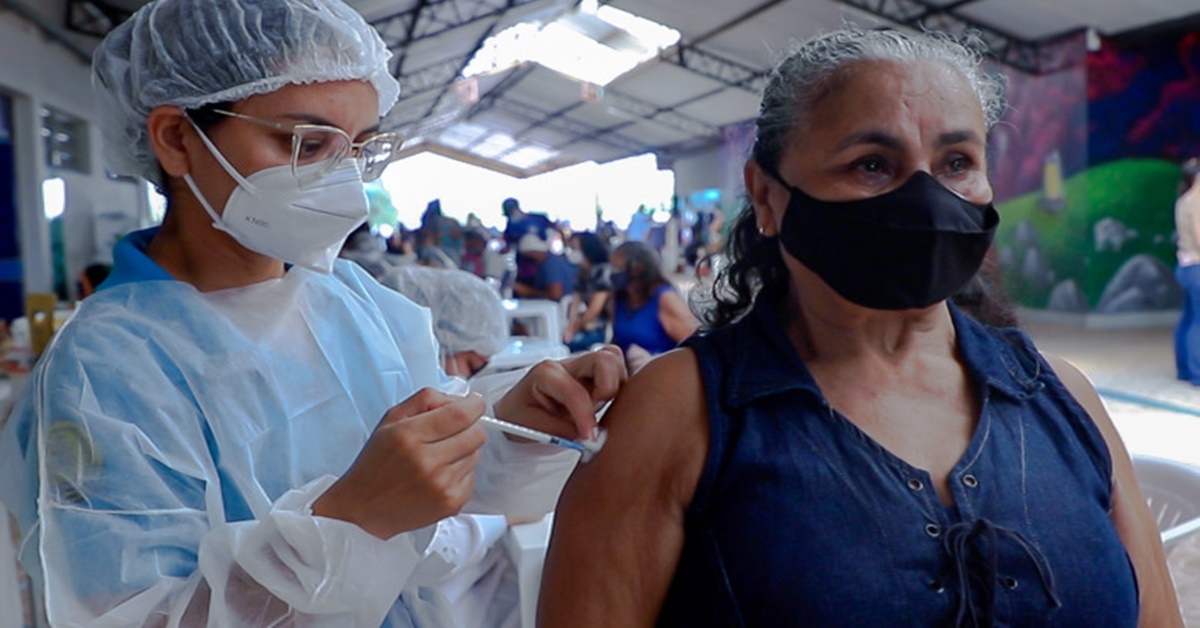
[832,130,904,153]
[279,113,381,136]
[936,129,982,148]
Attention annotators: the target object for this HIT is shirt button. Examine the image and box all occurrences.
[962,474,979,488]
[1003,576,1019,590]
[907,478,924,491]
[924,523,941,538]
[927,578,946,593]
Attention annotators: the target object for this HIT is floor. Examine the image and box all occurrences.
[1023,318,1200,623]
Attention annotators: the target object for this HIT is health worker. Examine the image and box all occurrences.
[0,0,624,626]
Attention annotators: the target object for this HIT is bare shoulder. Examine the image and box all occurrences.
[1042,352,1126,460]
[604,347,705,433]
[541,347,710,625]
[1041,353,1111,431]
[1041,356,1186,626]
[591,346,709,503]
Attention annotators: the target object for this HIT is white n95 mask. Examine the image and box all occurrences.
[183,121,369,274]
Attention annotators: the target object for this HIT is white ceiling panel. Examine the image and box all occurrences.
[613,63,727,105]
[514,126,568,148]
[567,100,639,129]
[620,120,694,146]
[674,89,763,127]
[507,67,588,112]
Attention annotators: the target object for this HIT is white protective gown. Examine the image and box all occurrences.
[0,255,576,627]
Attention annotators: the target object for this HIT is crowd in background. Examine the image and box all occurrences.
[339,194,717,371]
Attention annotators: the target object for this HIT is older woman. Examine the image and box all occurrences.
[539,28,1181,627]
[0,1,623,626]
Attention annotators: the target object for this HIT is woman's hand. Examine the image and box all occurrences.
[493,345,627,440]
[313,389,487,540]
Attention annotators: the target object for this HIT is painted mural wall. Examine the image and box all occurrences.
[993,30,1200,313]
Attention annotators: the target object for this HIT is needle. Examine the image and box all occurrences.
[478,415,604,461]
[478,415,588,452]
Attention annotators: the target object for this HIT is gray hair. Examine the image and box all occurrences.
[752,27,1007,173]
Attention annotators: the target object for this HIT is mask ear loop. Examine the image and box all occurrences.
[185,117,258,190]
[182,117,261,233]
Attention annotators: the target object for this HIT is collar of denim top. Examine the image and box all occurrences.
[720,285,1045,408]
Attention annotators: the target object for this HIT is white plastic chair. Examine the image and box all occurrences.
[1132,455,1200,553]
[503,513,554,628]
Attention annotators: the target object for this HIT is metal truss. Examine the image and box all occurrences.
[600,89,720,139]
[64,0,131,38]
[662,45,768,94]
[653,0,782,94]
[395,54,474,101]
[375,0,727,161]
[490,98,652,155]
[372,0,548,76]
[387,97,464,139]
[835,0,1085,75]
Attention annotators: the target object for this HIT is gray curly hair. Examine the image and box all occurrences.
[752,27,1007,176]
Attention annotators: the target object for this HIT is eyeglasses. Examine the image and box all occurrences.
[210,109,403,184]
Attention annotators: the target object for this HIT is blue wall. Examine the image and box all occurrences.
[0,93,21,321]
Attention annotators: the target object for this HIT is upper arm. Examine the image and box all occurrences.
[538,349,708,627]
[1044,354,1183,627]
[657,290,698,343]
[583,291,609,320]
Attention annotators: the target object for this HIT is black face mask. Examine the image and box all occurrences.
[776,171,999,310]
[610,269,630,292]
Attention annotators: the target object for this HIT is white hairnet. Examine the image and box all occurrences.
[92,0,400,186]
[383,266,509,357]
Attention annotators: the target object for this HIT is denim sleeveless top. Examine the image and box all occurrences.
[660,294,1138,627]
[613,284,678,355]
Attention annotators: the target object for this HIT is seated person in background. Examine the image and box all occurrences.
[339,222,392,280]
[461,227,506,282]
[77,263,112,299]
[416,246,459,270]
[501,197,553,252]
[381,265,508,378]
[417,199,464,266]
[538,27,1180,627]
[384,224,418,266]
[563,232,612,353]
[609,241,698,372]
[512,233,573,302]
